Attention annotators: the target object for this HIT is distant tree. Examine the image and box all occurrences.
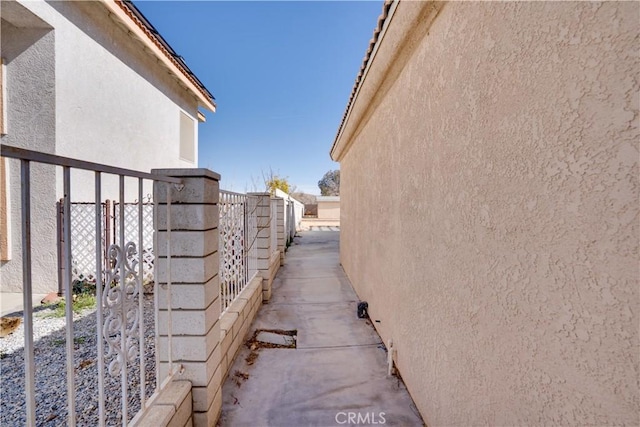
[318,170,340,196]
[263,168,293,194]
[266,176,291,194]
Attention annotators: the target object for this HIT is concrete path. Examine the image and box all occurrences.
[220,231,423,427]
[1,292,49,317]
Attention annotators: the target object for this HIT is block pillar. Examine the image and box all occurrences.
[153,168,222,427]
[249,192,273,301]
[276,197,286,265]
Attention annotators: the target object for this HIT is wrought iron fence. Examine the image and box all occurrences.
[219,190,259,313]
[59,200,154,289]
[0,145,179,427]
[113,201,155,285]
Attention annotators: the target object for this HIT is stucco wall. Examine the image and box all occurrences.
[1,13,57,293]
[1,1,205,293]
[27,0,200,202]
[337,1,638,425]
[317,198,340,221]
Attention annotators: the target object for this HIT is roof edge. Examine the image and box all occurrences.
[330,0,396,161]
[330,1,442,162]
[102,0,217,112]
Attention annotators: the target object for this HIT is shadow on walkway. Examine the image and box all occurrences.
[220,231,423,426]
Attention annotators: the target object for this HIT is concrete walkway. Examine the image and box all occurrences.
[1,293,50,317]
[220,231,423,427]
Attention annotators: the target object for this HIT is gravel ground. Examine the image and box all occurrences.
[0,295,156,426]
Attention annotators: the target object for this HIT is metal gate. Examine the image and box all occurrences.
[56,199,154,294]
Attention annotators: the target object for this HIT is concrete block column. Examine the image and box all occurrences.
[153,168,222,427]
[248,192,273,301]
[276,198,286,265]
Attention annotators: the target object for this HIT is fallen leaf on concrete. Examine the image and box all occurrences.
[230,394,242,407]
[233,370,249,387]
[245,351,259,365]
[234,371,249,380]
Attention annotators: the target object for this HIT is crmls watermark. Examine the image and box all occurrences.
[335,412,386,425]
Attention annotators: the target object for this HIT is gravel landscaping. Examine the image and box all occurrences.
[0,295,157,426]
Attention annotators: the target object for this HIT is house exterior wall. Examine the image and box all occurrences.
[28,0,200,202]
[335,1,638,425]
[1,0,205,293]
[1,11,57,293]
[316,197,340,221]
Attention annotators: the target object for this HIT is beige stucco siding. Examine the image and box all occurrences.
[318,204,339,220]
[317,200,340,221]
[338,1,638,425]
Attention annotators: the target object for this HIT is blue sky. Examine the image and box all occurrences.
[134,1,383,194]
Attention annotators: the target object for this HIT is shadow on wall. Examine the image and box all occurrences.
[1,2,58,295]
[45,0,195,113]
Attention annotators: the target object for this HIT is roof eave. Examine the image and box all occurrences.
[101,0,217,113]
[330,0,396,162]
[331,1,442,163]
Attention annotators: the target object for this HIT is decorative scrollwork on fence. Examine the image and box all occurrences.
[114,203,155,285]
[102,242,141,377]
[65,201,154,286]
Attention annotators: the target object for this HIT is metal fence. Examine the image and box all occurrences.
[219,190,259,314]
[59,200,154,289]
[1,145,179,426]
[114,201,155,285]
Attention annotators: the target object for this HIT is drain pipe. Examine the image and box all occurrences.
[387,339,395,377]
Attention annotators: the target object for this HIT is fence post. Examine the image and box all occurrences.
[248,192,274,302]
[104,199,111,261]
[56,199,64,296]
[153,168,222,427]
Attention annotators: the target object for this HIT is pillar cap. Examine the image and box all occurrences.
[152,168,220,181]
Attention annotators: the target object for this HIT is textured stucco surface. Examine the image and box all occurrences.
[317,199,340,220]
[336,1,639,425]
[36,0,199,201]
[1,14,57,293]
[1,0,203,293]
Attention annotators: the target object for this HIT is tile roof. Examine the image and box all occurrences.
[331,0,394,156]
[117,0,216,111]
